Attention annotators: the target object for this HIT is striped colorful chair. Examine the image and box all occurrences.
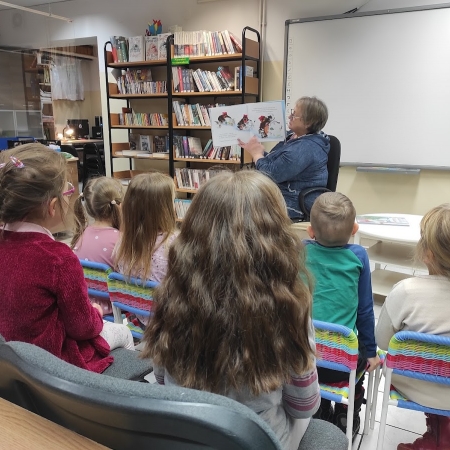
[313,320,381,449]
[107,272,158,340]
[376,331,450,450]
[79,260,114,323]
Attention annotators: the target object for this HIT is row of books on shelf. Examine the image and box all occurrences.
[119,133,170,154]
[118,109,169,127]
[172,101,218,127]
[173,30,242,57]
[173,137,240,160]
[175,168,226,191]
[110,34,170,63]
[172,65,253,93]
[110,30,243,63]
[114,68,167,94]
[174,198,192,220]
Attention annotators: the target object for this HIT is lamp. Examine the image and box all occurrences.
[62,124,74,139]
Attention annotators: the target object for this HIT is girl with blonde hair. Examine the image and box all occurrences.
[0,145,133,375]
[376,204,450,450]
[143,171,347,450]
[114,172,177,327]
[71,176,124,268]
[71,176,124,315]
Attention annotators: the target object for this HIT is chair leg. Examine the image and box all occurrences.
[370,364,382,430]
[376,368,392,450]
[346,370,356,450]
[363,370,374,435]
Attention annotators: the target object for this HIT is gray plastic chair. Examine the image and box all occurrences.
[0,336,347,450]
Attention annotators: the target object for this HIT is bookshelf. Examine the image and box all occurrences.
[103,27,261,196]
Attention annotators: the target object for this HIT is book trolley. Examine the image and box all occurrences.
[103,27,261,211]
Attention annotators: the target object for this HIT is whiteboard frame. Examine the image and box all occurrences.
[283,3,450,170]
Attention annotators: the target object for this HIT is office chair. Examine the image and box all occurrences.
[0,335,348,450]
[298,135,341,221]
[107,272,158,339]
[377,331,450,450]
[82,143,106,189]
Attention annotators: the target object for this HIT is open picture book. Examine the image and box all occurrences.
[209,100,286,147]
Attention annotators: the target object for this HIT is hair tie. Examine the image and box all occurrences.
[111,200,117,205]
[0,156,25,169]
[79,192,84,198]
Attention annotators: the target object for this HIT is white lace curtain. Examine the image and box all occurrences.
[50,56,84,101]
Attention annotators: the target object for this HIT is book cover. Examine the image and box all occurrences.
[139,135,152,153]
[158,33,171,60]
[128,36,144,62]
[188,137,203,157]
[209,100,286,147]
[145,36,159,60]
[356,215,410,226]
[129,133,140,150]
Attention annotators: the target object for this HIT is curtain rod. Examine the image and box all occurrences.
[0,1,72,22]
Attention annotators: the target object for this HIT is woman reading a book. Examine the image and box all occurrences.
[142,170,348,450]
[238,96,329,221]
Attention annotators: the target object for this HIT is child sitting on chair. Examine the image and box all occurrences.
[71,176,124,268]
[114,172,178,329]
[71,177,124,315]
[376,204,450,450]
[303,192,380,439]
[0,145,134,374]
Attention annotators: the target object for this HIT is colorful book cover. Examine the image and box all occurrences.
[356,216,410,226]
[209,100,286,147]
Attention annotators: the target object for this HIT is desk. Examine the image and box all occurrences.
[354,214,425,296]
[0,397,108,449]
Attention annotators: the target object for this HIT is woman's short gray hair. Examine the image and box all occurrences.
[296,96,328,134]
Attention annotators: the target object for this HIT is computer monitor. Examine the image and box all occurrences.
[67,119,90,139]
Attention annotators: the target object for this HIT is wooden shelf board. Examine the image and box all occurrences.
[108,59,167,68]
[111,125,168,130]
[109,93,167,99]
[172,91,247,97]
[176,188,198,194]
[367,241,426,270]
[174,158,239,164]
[371,269,413,297]
[173,126,211,130]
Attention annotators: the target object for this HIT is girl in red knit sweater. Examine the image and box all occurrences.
[0,144,134,373]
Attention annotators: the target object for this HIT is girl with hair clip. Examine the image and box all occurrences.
[376,204,450,450]
[71,176,124,315]
[142,170,348,450]
[71,176,124,268]
[0,144,134,375]
[114,172,178,328]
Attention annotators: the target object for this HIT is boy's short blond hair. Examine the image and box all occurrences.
[310,192,356,247]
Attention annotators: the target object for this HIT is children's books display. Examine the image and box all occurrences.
[209,101,285,147]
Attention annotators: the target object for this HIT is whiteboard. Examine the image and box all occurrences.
[284,6,450,168]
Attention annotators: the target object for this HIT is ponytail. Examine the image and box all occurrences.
[70,194,88,249]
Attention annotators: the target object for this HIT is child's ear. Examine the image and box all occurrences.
[47,197,58,218]
[307,225,315,239]
[351,222,359,236]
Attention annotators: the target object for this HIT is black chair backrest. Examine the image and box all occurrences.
[326,135,341,192]
[0,339,281,450]
[60,144,79,159]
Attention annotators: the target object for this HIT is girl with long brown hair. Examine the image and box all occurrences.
[114,172,177,327]
[143,170,338,450]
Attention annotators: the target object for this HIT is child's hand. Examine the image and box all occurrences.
[367,355,381,372]
[92,303,103,318]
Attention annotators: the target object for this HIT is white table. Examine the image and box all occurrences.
[354,214,425,296]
